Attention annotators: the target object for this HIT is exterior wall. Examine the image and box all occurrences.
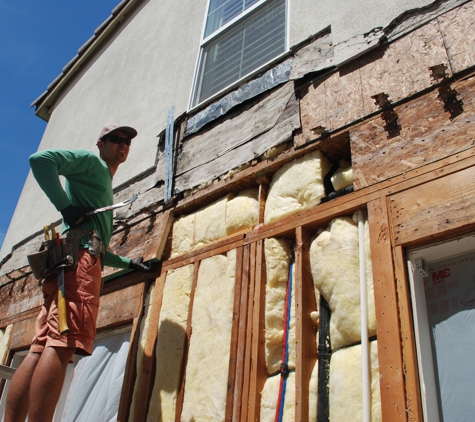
[2,0,475,420]
[2,0,441,258]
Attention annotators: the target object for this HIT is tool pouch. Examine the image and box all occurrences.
[27,237,81,280]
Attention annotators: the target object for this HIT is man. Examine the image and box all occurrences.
[5,123,152,422]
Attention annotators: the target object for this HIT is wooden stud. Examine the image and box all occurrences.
[247,239,266,422]
[295,226,318,422]
[118,314,144,422]
[241,241,257,421]
[130,275,166,422]
[175,261,200,421]
[232,245,251,421]
[393,245,423,422]
[367,198,407,422]
[225,246,245,420]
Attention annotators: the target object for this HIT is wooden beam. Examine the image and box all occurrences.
[295,226,318,422]
[241,241,257,421]
[247,240,266,422]
[118,313,144,422]
[393,245,423,422]
[175,261,200,421]
[130,275,166,422]
[225,246,244,420]
[367,198,407,422]
[233,245,252,421]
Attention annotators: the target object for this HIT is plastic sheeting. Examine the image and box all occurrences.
[185,59,292,136]
[60,329,131,422]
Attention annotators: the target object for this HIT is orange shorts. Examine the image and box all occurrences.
[30,250,102,356]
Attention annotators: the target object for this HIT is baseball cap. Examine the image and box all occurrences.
[98,123,138,140]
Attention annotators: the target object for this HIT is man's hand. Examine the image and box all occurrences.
[60,204,94,227]
[129,257,159,273]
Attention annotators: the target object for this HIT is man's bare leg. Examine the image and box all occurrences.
[26,346,74,422]
[4,352,41,422]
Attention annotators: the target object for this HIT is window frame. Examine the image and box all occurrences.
[188,0,289,111]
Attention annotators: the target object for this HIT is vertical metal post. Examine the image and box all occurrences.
[317,295,331,422]
[164,106,175,204]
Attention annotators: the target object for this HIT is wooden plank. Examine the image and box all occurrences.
[131,275,166,422]
[103,209,174,279]
[232,245,251,421]
[390,165,475,246]
[393,245,423,422]
[367,198,407,422]
[225,246,244,420]
[241,241,257,421]
[175,261,200,421]
[9,316,36,351]
[247,240,266,422]
[117,315,143,422]
[295,226,318,422]
[96,282,145,330]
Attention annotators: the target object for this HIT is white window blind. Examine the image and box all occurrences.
[192,0,286,108]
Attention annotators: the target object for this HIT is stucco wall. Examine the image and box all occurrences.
[1,0,444,258]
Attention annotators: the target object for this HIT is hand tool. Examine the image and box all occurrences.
[56,234,70,336]
[86,193,138,215]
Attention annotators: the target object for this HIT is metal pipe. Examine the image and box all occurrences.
[317,295,331,422]
[358,209,371,422]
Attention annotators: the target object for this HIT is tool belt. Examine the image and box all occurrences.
[27,229,104,280]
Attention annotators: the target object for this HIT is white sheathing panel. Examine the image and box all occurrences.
[309,213,376,350]
[129,285,155,422]
[225,188,259,235]
[170,214,196,258]
[181,250,236,421]
[0,325,12,365]
[329,341,382,422]
[147,265,194,422]
[264,150,331,224]
[264,238,296,375]
[260,372,296,422]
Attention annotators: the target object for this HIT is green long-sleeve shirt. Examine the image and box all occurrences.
[29,149,130,269]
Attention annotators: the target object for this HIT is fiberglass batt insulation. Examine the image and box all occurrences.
[225,188,259,235]
[147,265,194,422]
[181,250,236,421]
[0,324,12,365]
[194,195,230,249]
[264,238,296,375]
[309,214,376,350]
[129,285,155,422]
[170,213,196,258]
[260,372,296,421]
[264,150,331,224]
[330,341,382,422]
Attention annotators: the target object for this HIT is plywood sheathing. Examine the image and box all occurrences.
[175,82,300,193]
[298,18,451,147]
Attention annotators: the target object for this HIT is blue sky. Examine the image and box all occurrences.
[0,0,121,250]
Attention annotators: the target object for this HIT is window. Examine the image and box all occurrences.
[407,235,475,422]
[191,0,287,108]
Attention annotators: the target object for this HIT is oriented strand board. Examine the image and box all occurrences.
[329,341,382,422]
[264,238,296,375]
[351,75,475,189]
[181,250,236,421]
[438,2,475,73]
[309,214,376,350]
[264,150,331,224]
[260,372,296,422]
[147,265,194,422]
